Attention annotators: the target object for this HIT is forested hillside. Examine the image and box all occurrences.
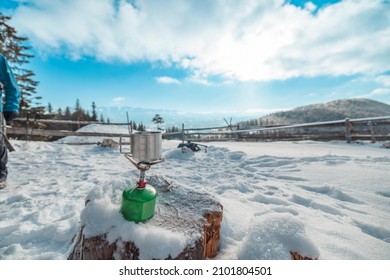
[252,99,390,126]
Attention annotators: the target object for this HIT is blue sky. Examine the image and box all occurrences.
[1,0,389,121]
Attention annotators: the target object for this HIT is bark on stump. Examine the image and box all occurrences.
[68,175,223,260]
[290,251,318,260]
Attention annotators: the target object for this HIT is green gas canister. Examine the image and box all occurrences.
[120,179,157,223]
[119,131,164,223]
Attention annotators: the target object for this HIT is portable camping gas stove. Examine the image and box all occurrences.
[119,131,164,222]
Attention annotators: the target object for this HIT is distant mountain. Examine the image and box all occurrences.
[98,98,390,129]
[258,98,390,125]
[98,106,259,128]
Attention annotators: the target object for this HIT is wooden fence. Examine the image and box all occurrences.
[6,119,130,140]
[166,116,390,143]
[6,116,390,144]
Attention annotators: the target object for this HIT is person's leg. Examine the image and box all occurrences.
[0,114,8,182]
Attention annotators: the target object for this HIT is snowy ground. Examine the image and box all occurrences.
[1,124,389,260]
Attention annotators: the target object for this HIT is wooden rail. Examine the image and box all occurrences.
[167,116,390,143]
[6,127,128,138]
[6,116,390,144]
[12,118,129,126]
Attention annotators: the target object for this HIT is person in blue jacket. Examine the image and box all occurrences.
[0,53,21,188]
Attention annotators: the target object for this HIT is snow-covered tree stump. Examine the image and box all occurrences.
[68,175,223,260]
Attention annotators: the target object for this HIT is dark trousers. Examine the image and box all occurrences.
[0,114,8,182]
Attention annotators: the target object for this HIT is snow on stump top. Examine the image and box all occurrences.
[68,175,223,260]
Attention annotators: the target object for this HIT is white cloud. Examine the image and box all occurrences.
[112,97,127,106]
[155,76,181,85]
[11,0,390,81]
[368,88,390,97]
[304,2,317,13]
[113,97,126,101]
[375,75,390,87]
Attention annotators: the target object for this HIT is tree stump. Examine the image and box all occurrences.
[68,175,223,260]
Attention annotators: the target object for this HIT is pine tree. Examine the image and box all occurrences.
[86,110,91,121]
[75,99,81,111]
[0,13,41,116]
[137,122,145,131]
[152,114,164,130]
[91,101,97,121]
[64,106,71,120]
[72,99,87,121]
[47,102,53,114]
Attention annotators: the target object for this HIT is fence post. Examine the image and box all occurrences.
[345,118,352,143]
[181,123,185,143]
[368,121,376,143]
